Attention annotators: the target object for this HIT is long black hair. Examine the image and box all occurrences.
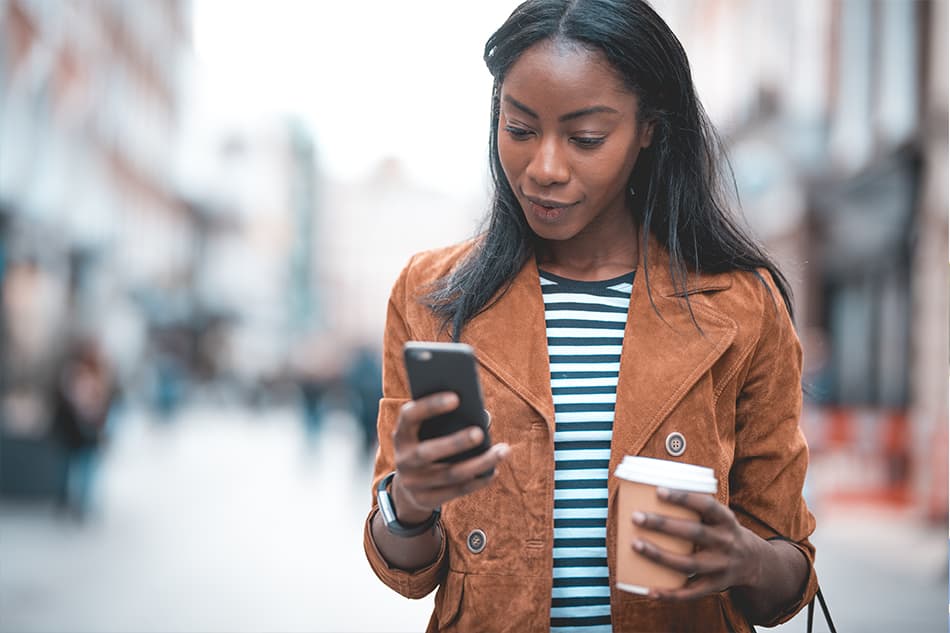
[426,0,793,341]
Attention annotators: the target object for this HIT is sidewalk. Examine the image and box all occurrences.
[773,503,946,632]
[0,403,945,632]
[0,404,434,633]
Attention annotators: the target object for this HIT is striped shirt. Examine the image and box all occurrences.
[542,268,634,633]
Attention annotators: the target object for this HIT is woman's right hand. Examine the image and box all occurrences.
[390,391,510,525]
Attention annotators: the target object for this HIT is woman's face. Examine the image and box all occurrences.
[498,39,653,245]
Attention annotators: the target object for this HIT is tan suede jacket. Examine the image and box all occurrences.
[364,239,818,633]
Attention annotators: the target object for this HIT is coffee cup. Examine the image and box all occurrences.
[614,456,717,595]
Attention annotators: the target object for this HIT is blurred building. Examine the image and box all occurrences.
[0,0,196,495]
[320,158,485,346]
[0,0,328,415]
[657,0,948,520]
[189,116,322,401]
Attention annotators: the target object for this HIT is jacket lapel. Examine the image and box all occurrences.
[607,240,736,497]
[459,238,737,449]
[460,259,555,427]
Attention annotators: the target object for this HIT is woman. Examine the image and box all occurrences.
[364,1,818,631]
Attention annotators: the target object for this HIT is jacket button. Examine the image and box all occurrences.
[665,432,686,457]
[467,529,486,554]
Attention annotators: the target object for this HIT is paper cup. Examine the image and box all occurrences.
[614,456,717,595]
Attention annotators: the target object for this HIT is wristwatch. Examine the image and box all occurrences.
[376,471,441,537]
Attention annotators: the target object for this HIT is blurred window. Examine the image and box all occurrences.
[828,280,873,404]
[815,151,918,408]
[829,0,874,170]
[875,0,918,148]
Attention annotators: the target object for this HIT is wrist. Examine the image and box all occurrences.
[739,528,770,589]
[390,473,439,526]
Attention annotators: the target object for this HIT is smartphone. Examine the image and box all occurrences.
[403,341,491,464]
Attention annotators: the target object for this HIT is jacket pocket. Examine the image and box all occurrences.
[613,590,735,632]
[434,570,464,630]
[436,573,543,632]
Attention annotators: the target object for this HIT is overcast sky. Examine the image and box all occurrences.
[192,0,520,197]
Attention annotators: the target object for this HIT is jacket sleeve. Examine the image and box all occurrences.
[727,273,819,626]
[362,259,449,599]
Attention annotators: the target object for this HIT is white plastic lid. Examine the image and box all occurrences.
[614,456,717,494]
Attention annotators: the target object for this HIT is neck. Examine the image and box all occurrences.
[536,223,640,282]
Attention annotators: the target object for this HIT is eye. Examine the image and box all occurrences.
[504,125,533,140]
[571,136,606,149]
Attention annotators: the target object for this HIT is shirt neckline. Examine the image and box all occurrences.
[538,267,636,290]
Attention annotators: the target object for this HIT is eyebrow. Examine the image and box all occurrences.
[503,95,620,122]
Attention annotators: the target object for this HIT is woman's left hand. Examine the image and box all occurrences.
[631,487,767,600]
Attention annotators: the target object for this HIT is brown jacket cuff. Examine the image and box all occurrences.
[363,507,448,599]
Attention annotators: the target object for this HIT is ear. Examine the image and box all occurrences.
[640,119,656,149]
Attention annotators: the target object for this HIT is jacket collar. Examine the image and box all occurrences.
[460,234,736,447]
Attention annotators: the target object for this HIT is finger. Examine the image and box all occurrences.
[394,392,459,443]
[411,471,495,509]
[413,426,487,465]
[649,575,724,601]
[632,537,715,577]
[411,442,510,490]
[657,488,731,524]
[632,511,718,548]
[409,444,511,506]
[444,442,510,483]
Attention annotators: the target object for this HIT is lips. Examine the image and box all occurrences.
[526,195,574,209]
[525,195,576,221]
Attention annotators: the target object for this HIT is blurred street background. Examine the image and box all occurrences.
[0,1,947,632]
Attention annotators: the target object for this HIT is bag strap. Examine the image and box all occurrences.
[747,585,837,633]
[807,586,837,633]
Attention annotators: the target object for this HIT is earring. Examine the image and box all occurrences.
[628,185,636,197]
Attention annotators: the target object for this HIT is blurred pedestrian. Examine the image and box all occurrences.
[51,336,117,519]
[292,332,347,448]
[345,344,382,462]
[364,2,819,631]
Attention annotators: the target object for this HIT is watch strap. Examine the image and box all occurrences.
[376,471,441,537]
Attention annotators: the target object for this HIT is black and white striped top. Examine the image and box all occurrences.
[542,269,634,633]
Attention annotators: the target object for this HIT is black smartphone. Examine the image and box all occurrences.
[404,341,491,464]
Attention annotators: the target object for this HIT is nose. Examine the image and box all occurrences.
[525,137,569,187]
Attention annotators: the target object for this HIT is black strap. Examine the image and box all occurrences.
[748,586,837,633]
[807,587,837,633]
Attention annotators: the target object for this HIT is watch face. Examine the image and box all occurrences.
[378,490,397,525]
[376,472,399,525]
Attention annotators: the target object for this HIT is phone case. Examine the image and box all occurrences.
[404,341,491,463]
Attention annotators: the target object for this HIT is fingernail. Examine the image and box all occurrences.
[442,393,458,407]
[633,539,645,553]
[469,427,482,442]
[657,487,671,499]
[496,443,510,458]
[632,511,646,524]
